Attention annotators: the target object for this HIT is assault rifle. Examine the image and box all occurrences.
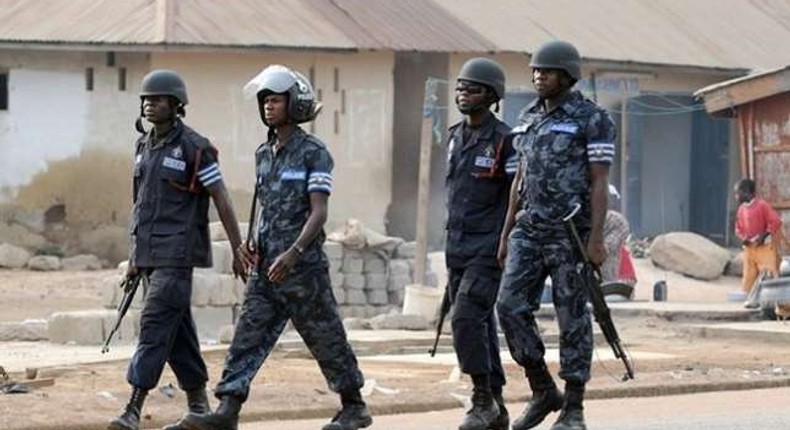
[563,204,635,381]
[101,272,144,354]
[429,283,451,357]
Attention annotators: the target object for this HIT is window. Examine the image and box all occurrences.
[118,67,127,91]
[0,72,7,110]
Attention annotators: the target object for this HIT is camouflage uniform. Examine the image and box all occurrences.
[213,127,364,401]
[128,120,221,392]
[497,91,616,385]
[445,112,516,392]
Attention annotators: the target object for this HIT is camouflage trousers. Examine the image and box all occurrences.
[448,264,506,390]
[496,224,593,385]
[214,267,364,401]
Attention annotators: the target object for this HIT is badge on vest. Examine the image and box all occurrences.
[171,146,183,159]
[550,123,579,134]
[162,157,186,171]
[280,170,307,181]
[474,156,496,168]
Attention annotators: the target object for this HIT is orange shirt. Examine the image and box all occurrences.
[735,197,782,241]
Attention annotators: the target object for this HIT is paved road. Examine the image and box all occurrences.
[240,387,790,430]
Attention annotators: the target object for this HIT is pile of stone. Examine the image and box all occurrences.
[0,243,103,271]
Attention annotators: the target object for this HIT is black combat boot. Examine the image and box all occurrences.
[322,389,373,430]
[489,388,510,430]
[458,374,500,430]
[162,387,211,430]
[181,395,242,430]
[108,387,148,430]
[550,383,586,430]
[512,365,563,430]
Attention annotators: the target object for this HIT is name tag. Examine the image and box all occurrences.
[474,156,495,168]
[550,123,578,134]
[281,170,307,181]
[162,157,186,171]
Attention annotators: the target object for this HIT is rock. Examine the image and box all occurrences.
[342,250,364,274]
[117,260,129,276]
[100,274,122,308]
[363,253,387,274]
[389,260,411,277]
[49,310,139,345]
[344,273,365,290]
[330,270,344,289]
[0,223,46,249]
[209,221,249,242]
[365,289,389,305]
[342,318,371,330]
[369,313,429,331]
[0,243,31,269]
[345,288,367,305]
[394,242,417,259]
[62,254,103,271]
[649,232,731,280]
[388,290,405,306]
[725,252,744,277]
[388,274,411,292]
[27,255,62,271]
[79,225,128,265]
[0,319,48,341]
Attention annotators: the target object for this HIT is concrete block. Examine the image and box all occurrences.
[117,260,129,276]
[394,242,417,259]
[100,274,122,308]
[365,288,389,305]
[343,318,371,331]
[363,253,387,274]
[0,319,48,341]
[388,289,405,306]
[389,259,411,277]
[210,221,248,242]
[332,288,346,305]
[191,306,234,341]
[209,274,239,306]
[192,269,221,307]
[328,259,342,273]
[338,305,367,319]
[323,241,344,260]
[369,313,429,331]
[218,324,235,344]
[48,310,139,345]
[210,241,234,274]
[0,243,31,269]
[28,255,62,271]
[365,274,388,291]
[366,305,392,318]
[344,273,365,290]
[388,274,411,292]
[330,271,345,289]
[343,250,364,273]
[345,288,367,305]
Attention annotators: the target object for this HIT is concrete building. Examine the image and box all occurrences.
[0,0,788,259]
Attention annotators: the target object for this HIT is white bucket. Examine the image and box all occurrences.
[402,284,443,321]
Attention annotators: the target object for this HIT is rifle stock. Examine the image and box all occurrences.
[101,273,143,354]
[429,284,451,357]
[563,204,634,381]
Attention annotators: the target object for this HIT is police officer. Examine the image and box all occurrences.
[445,57,516,430]
[496,40,616,430]
[182,65,371,430]
[110,70,246,430]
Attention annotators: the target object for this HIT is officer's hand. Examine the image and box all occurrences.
[587,239,606,266]
[236,243,257,273]
[497,240,508,269]
[267,249,299,284]
[232,256,247,283]
[125,263,139,280]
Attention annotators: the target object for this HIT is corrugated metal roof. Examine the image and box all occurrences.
[431,0,790,70]
[0,0,788,70]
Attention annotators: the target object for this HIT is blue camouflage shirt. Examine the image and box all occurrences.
[512,90,616,232]
[255,127,333,269]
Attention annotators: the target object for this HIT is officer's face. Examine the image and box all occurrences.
[260,93,289,126]
[142,95,174,124]
[532,68,564,98]
[455,80,488,115]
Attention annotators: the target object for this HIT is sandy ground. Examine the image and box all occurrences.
[0,257,779,430]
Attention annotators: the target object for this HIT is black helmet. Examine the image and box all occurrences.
[244,65,320,125]
[530,40,582,81]
[457,57,506,100]
[139,69,188,105]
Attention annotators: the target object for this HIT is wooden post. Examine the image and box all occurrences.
[413,115,433,286]
[620,95,629,213]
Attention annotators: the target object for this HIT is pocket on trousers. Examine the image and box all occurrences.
[459,268,500,308]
